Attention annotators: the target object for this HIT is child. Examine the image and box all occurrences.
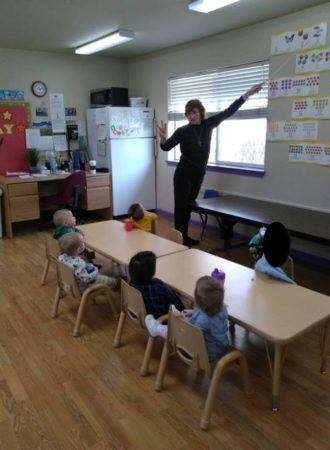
[145,276,229,361]
[58,232,125,293]
[53,209,95,261]
[249,226,266,261]
[127,203,157,233]
[129,251,184,319]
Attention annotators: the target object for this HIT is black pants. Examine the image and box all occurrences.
[173,164,205,238]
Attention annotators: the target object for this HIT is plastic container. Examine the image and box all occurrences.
[124,219,133,231]
[129,97,148,107]
[89,160,96,175]
[211,268,226,282]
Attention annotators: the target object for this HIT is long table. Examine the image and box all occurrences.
[191,195,330,246]
[79,220,187,264]
[155,249,330,410]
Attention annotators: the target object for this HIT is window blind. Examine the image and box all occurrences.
[168,62,269,117]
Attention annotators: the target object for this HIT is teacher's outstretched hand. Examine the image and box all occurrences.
[243,82,264,100]
[157,120,167,145]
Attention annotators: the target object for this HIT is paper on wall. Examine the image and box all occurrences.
[269,73,320,98]
[267,121,318,141]
[77,121,86,137]
[289,142,330,165]
[292,97,330,119]
[295,47,330,73]
[53,134,68,151]
[271,23,327,55]
[50,93,66,133]
[97,123,107,140]
[38,136,54,151]
[25,129,40,149]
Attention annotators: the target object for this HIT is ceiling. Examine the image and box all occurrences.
[0,0,328,58]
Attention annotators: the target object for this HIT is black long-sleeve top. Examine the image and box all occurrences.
[160,96,245,169]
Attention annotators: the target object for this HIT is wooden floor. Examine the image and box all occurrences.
[0,215,329,449]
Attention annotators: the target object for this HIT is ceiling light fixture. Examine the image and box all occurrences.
[188,0,241,13]
[75,29,135,55]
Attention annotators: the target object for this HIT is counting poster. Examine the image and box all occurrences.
[289,142,330,165]
[0,102,31,175]
[267,121,318,141]
[271,23,327,55]
[269,74,320,98]
[295,47,330,73]
[291,97,330,119]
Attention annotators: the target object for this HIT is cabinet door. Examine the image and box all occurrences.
[10,196,40,221]
[80,187,111,211]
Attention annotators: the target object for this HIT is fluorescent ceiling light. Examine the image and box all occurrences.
[189,0,240,13]
[75,29,135,55]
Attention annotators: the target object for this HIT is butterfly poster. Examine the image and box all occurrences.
[267,121,318,141]
[271,23,327,55]
[269,73,320,98]
[296,47,330,73]
[289,142,330,165]
[292,97,330,119]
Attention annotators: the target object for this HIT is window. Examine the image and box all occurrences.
[167,62,269,171]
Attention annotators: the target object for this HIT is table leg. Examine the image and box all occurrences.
[199,213,208,240]
[272,344,283,412]
[319,321,329,374]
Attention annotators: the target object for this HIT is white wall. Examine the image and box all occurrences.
[0,48,128,124]
[128,3,330,217]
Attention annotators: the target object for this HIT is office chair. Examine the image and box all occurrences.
[44,171,86,209]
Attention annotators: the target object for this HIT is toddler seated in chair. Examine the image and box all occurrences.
[53,209,95,261]
[145,276,229,361]
[127,203,157,233]
[58,232,125,293]
[129,251,184,319]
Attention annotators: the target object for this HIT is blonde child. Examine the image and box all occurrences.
[145,276,229,361]
[127,203,157,233]
[58,232,125,293]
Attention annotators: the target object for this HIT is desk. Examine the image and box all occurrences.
[155,249,330,410]
[0,173,112,238]
[79,220,187,265]
[191,195,330,246]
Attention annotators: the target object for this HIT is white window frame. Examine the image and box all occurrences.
[166,61,269,171]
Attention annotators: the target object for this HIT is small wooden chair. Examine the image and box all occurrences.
[52,260,118,336]
[41,236,60,285]
[168,228,183,244]
[155,313,254,430]
[113,279,167,376]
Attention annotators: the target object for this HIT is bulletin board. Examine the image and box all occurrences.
[0,101,31,174]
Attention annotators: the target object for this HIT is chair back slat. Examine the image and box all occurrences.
[46,236,60,262]
[57,260,81,299]
[167,313,211,375]
[121,279,147,328]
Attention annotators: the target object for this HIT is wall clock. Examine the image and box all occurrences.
[31,81,47,97]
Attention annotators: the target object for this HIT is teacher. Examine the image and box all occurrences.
[158,83,263,246]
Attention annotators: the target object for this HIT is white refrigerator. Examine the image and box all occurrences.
[86,107,156,216]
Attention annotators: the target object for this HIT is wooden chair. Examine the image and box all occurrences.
[52,260,118,336]
[282,256,294,280]
[155,313,254,430]
[113,279,167,376]
[41,236,60,285]
[168,228,183,244]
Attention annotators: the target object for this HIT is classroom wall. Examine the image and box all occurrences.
[0,48,128,124]
[128,3,330,215]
